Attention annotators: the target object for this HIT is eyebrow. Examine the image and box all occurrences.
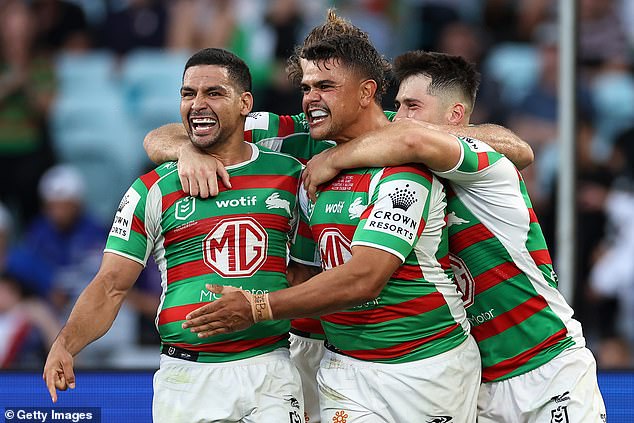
[181,85,227,93]
[301,79,337,87]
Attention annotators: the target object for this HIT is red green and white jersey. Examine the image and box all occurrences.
[245,111,331,337]
[291,165,469,363]
[105,143,303,363]
[436,136,583,382]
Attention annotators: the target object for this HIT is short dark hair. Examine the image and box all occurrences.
[393,51,480,109]
[288,33,391,104]
[183,48,252,93]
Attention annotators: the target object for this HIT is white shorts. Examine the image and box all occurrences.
[153,348,304,423]
[317,335,481,423]
[290,332,325,423]
[478,347,607,423]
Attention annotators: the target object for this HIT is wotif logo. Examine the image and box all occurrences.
[216,195,257,208]
[324,201,345,214]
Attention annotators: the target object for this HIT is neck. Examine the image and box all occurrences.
[334,103,390,144]
[203,134,253,166]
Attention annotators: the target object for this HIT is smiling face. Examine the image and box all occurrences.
[394,74,453,125]
[180,64,251,151]
[300,58,366,142]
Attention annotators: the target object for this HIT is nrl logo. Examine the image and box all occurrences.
[388,184,418,211]
[175,197,196,220]
[550,405,569,423]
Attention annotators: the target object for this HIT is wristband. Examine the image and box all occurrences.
[251,293,273,322]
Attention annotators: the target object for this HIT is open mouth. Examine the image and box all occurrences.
[190,116,217,135]
[307,108,329,126]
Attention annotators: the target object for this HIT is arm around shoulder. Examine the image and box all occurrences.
[143,123,190,164]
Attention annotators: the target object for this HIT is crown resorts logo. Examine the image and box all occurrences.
[388,184,418,211]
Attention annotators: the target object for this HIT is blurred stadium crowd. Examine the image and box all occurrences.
[1,0,634,371]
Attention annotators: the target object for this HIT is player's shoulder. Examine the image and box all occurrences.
[381,163,435,183]
[245,111,307,135]
[255,144,304,169]
[133,162,179,192]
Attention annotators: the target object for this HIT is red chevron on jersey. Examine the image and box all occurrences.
[450,223,495,254]
[472,295,550,342]
[482,329,568,382]
[168,334,288,353]
[166,256,286,284]
[381,165,433,184]
[322,291,447,326]
[473,262,523,296]
[342,324,460,361]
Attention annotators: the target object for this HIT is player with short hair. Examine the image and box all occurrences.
[43,48,305,423]
[142,11,536,423]
[181,32,482,423]
[303,50,607,423]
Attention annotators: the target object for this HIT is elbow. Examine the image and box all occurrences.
[344,270,386,305]
[143,130,159,164]
[518,145,535,170]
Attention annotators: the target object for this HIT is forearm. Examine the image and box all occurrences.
[54,254,141,355]
[143,123,191,164]
[271,262,381,319]
[55,275,127,355]
[446,123,534,169]
[330,120,459,172]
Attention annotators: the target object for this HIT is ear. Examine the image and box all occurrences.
[240,91,253,117]
[447,102,466,125]
[359,79,378,107]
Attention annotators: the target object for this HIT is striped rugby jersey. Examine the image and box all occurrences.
[105,143,303,363]
[245,111,331,337]
[436,136,584,382]
[291,165,469,363]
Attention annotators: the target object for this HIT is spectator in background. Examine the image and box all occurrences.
[579,0,630,72]
[589,127,634,368]
[0,272,61,369]
[98,0,169,55]
[434,21,507,125]
[30,0,91,53]
[0,201,53,302]
[254,0,304,114]
[167,0,236,51]
[23,165,106,316]
[0,0,56,227]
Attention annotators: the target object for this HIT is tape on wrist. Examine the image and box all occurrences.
[251,293,273,322]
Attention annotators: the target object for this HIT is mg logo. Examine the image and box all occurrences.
[449,253,474,308]
[203,217,268,277]
[318,228,352,270]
